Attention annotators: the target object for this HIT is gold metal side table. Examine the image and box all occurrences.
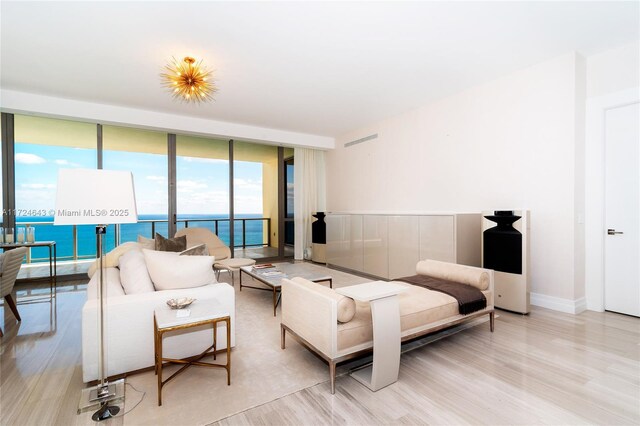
[154,304,231,406]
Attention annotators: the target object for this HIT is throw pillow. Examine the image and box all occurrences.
[118,249,155,294]
[137,235,155,250]
[87,241,142,278]
[142,249,216,290]
[155,233,187,252]
[337,296,356,323]
[180,244,210,257]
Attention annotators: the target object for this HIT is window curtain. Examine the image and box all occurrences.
[293,148,326,260]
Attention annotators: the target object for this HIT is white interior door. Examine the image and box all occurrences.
[604,102,640,317]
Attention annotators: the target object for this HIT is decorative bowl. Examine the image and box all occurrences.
[166,297,196,309]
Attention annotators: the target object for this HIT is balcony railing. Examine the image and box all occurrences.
[11,217,271,264]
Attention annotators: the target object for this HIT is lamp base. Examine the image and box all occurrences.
[91,403,120,421]
[78,379,125,419]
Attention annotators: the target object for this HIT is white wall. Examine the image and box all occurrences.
[584,40,640,311]
[587,41,640,99]
[327,53,582,303]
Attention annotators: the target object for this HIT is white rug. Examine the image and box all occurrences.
[120,262,369,425]
[120,262,492,425]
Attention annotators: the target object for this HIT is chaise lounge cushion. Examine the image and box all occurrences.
[416,259,490,291]
[335,282,492,351]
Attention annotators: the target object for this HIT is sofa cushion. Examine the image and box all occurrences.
[336,282,492,351]
[143,248,216,291]
[180,244,209,256]
[87,241,142,278]
[86,267,125,299]
[155,233,187,252]
[416,259,490,291]
[118,249,155,294]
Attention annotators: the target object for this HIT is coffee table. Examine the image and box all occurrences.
[239,263,332,316]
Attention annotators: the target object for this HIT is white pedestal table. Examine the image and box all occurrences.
[336,281,407,391]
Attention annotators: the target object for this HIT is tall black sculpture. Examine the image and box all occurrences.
[482,209,530,314]
[483,211,522,274]
[311,212,327,263]
[311,212,326,245]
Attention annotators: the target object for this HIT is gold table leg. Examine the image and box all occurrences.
[154,316,232,406]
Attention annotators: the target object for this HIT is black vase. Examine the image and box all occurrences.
[311,212,326,244]
[483,211,522,274]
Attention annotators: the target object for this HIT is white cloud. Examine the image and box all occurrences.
[54,159,81,167]
[15,189,55,211]
[177,180,208,192]
[146,175,166,182]
[234,178,262,191]
[21,183,56,189]
[183,157,227,165]
[15,153,46,165]
[177,190,229,215]
[233,195,263,215]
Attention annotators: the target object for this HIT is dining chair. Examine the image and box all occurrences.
[0,247,28,337]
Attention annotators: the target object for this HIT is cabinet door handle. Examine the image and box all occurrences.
[607,229,624,235]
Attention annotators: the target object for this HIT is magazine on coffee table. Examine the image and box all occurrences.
[253,263,275,270]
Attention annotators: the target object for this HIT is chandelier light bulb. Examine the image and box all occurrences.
[161,56,216,103]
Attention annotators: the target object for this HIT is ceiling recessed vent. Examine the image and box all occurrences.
[344,133,378,148]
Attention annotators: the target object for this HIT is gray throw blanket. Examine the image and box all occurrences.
[396,275,487,315]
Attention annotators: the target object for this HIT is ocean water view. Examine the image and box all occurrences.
[14,214,266,263]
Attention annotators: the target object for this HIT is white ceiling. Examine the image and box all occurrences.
[1,1,638,137]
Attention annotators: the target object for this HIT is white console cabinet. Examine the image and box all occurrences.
[327,213,481,280]
[326,214,364,272]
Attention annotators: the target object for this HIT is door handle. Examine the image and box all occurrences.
[607,229,624,235]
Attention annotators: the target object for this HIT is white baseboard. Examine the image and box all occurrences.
[530,293,587,314]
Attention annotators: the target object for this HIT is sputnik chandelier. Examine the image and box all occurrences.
[161,56,216,103]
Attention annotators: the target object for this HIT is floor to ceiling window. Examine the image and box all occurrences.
[102,125,167,250]
[284,151,294,247]
[1,118,3,228]
[233,141,279,259]
[4,113,295,266]
[176,135,230,244]
[13,115,96,262]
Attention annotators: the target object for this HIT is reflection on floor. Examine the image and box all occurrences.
[2,265,639,425]
[18,260,92,280]
[0,262,368,425]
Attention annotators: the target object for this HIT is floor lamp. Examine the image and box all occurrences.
[55,168,138,422]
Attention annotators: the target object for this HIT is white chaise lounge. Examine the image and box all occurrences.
[280,259,494,393]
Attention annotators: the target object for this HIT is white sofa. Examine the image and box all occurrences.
[281,259,494,393]
[82,253,235,383]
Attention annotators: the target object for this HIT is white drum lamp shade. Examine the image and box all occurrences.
[54,169,138,225]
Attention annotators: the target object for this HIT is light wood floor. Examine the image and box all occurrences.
[1,268,639,425]
[214,307,640,425]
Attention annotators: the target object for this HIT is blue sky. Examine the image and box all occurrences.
[14,143,263,216]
